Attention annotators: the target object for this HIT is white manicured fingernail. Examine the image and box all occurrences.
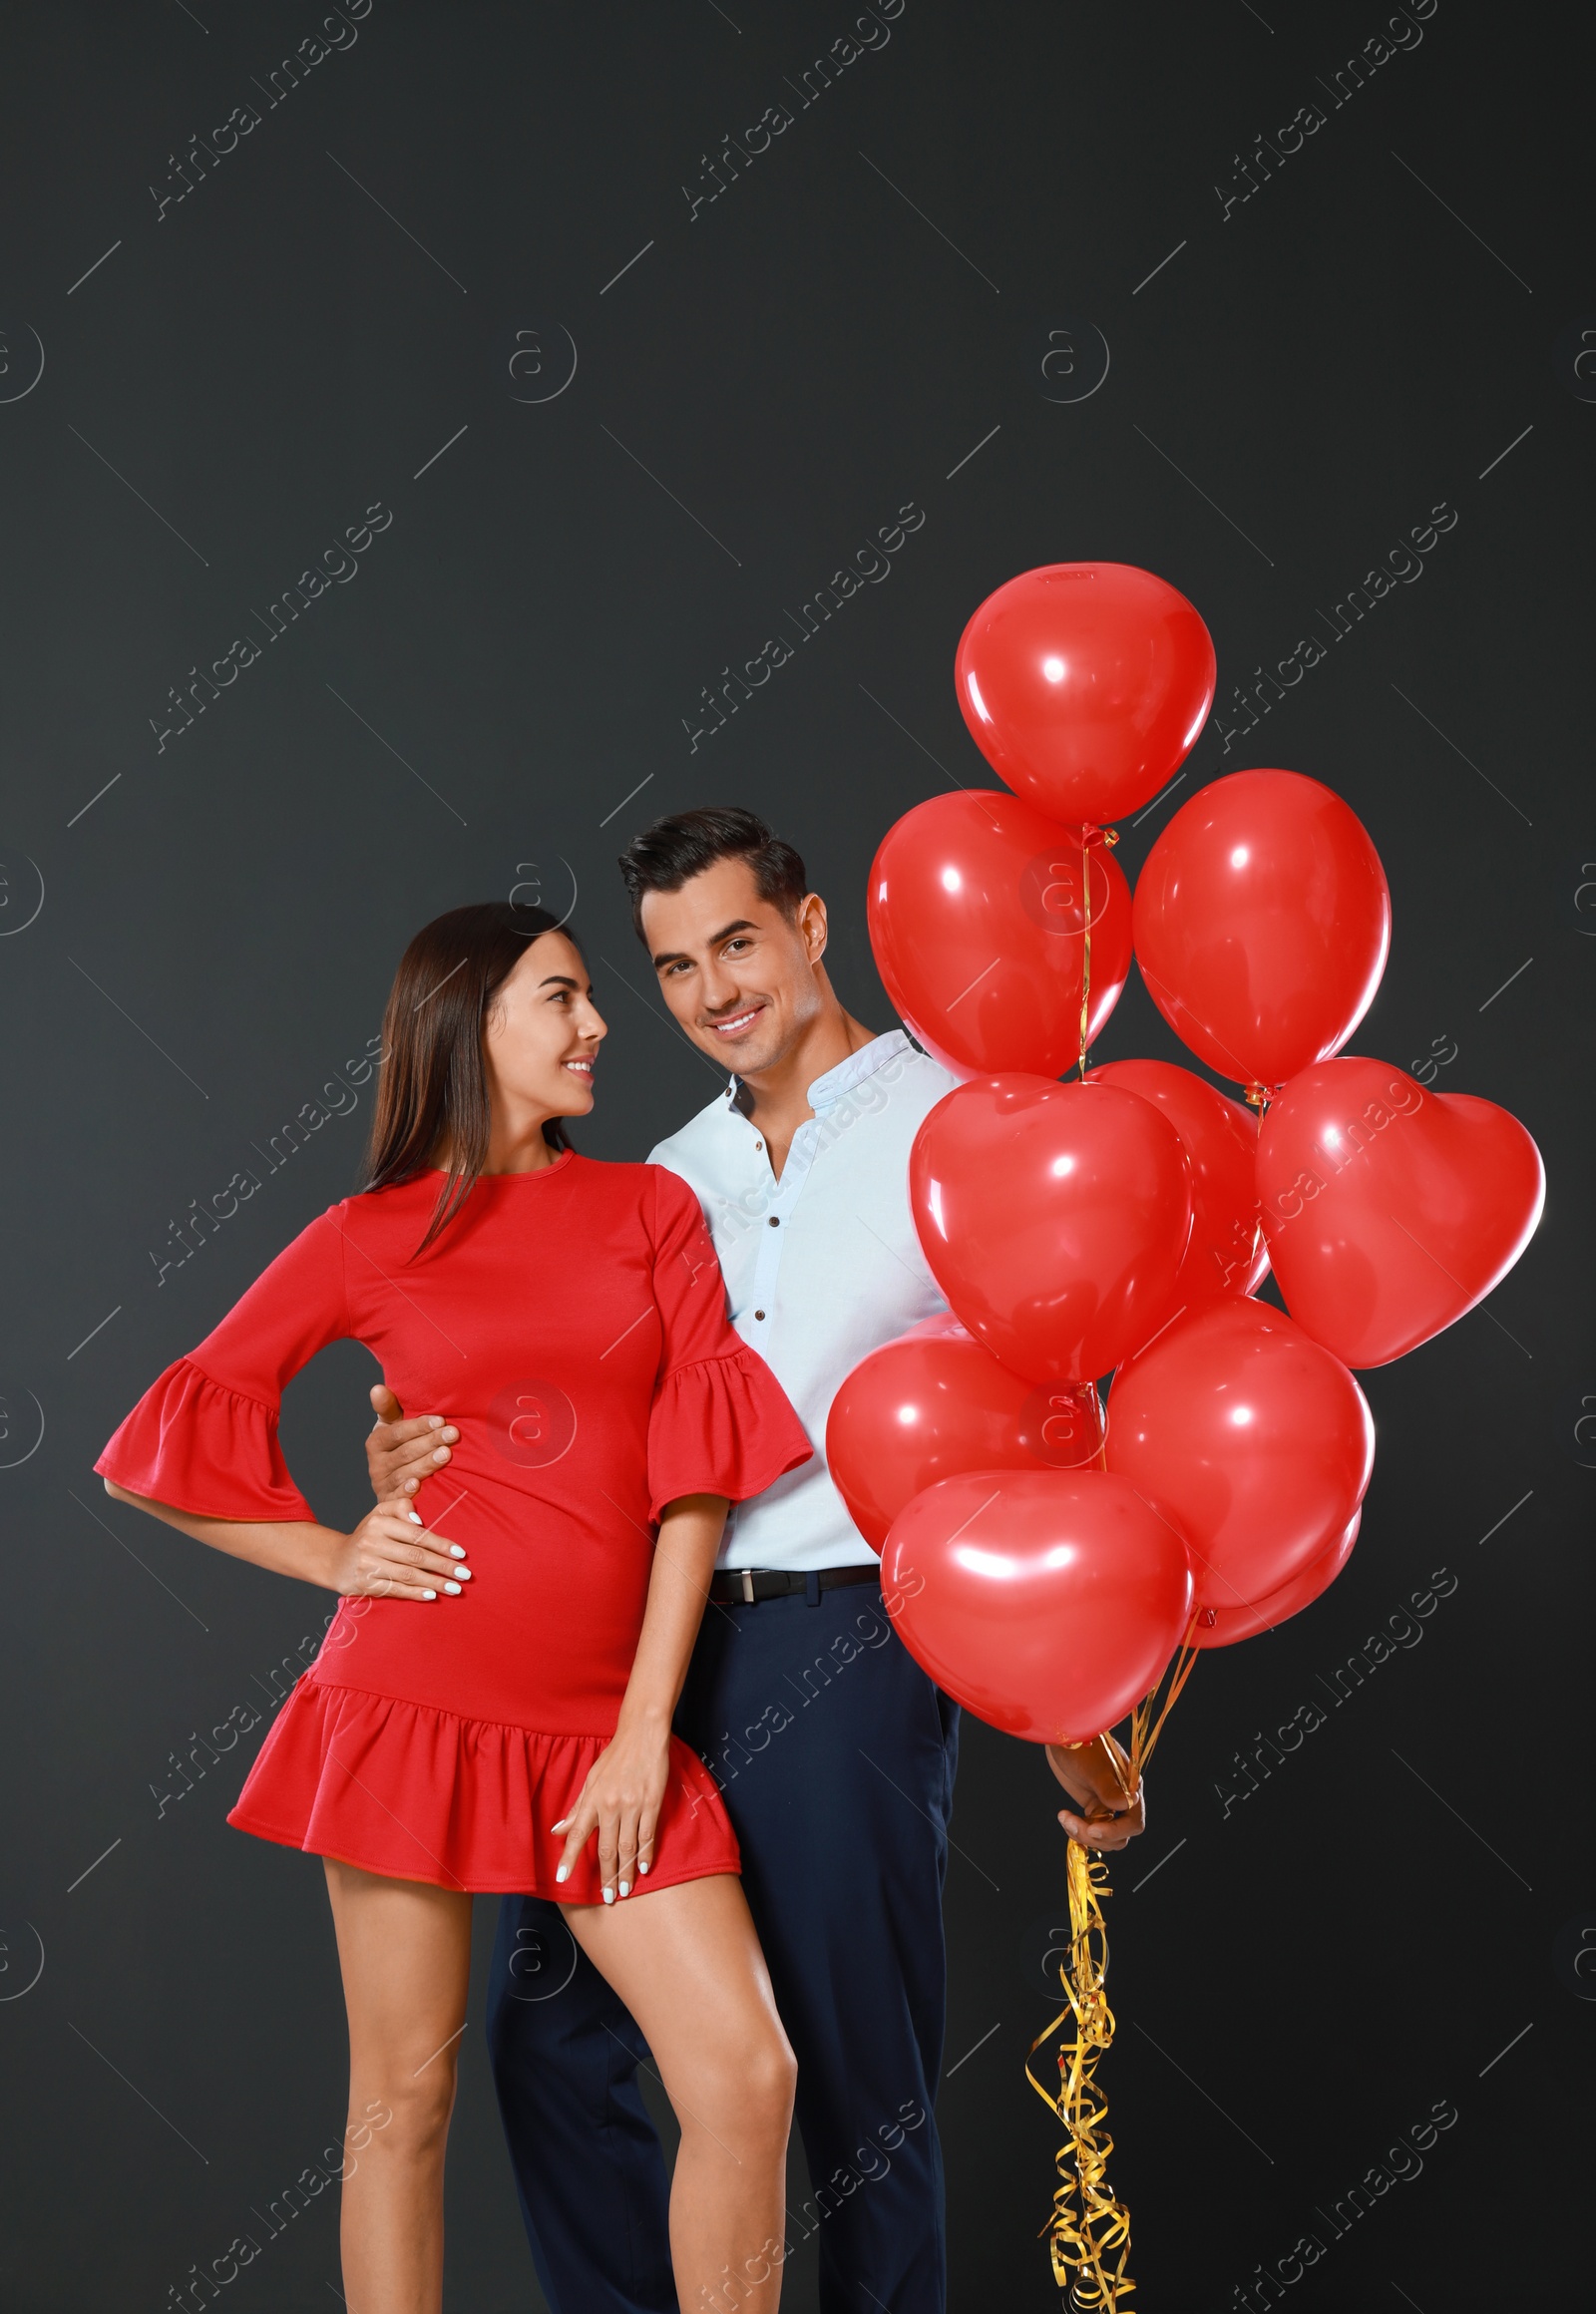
[617,1882,630,1898]
[444,1581,461,1595]
[408,1511,422,1524]
[422,1589,436,1600]
[449,1545,466,1559]
[556,1863,569,1881]
[637,1859,649,1875]
[455,1568,472,1580]
[601,1887,613,1904]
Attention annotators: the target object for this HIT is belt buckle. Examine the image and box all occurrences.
[740,1569,756,1604]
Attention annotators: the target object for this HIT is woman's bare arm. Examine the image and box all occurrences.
[101,1478,471,1602]
[617,1491,728,1731]
[554,1491,728,1900]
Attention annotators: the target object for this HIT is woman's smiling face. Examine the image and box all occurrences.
[483,931,607,1128]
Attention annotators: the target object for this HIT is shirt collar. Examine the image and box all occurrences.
[725,1028,916,1120]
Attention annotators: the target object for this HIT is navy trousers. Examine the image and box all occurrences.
[486,1577,960,2314]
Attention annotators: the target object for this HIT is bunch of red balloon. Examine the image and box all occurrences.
[831,562,1545,1748]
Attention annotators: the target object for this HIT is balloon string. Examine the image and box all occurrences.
[1030,1620,1201,2308]
[1026,1839,1132,2309]
[1042,819,1183,2309]
[1079,833,1093,1079]
[1128,1611,1202,1792]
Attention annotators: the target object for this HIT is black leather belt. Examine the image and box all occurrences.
[708,1564,882,1606]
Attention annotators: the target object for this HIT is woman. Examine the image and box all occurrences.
[98,902,811,2313]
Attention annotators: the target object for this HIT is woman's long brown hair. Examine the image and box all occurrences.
[361,902,583,1252]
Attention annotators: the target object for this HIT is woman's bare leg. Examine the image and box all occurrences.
[563,1873,795,2314]
[322,1860,475,2314]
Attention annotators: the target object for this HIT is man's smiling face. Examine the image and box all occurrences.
[640,855,827,1078]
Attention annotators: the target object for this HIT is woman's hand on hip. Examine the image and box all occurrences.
[552,1719,672,1902]
[326,1496,471,1602]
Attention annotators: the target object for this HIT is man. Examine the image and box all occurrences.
[366,807,1143,2313]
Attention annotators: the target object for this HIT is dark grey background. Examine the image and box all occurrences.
[1,2,1590,2308]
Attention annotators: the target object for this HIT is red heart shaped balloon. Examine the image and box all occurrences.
[868,790,1131,1079]
[1257,1057,1544,1366]
[1106,1297,1375,1609]
[882,1467,1194,1743]
[910,1075,1193,1382]
[1089,1057,1269,1306]
[954,563,1216,829]
[1132,770,1391,1088]
[1188,1513,1360,1650]
[827,1314,1104,1551]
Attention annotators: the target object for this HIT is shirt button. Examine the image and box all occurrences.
[768,1215,780,1227]
[754,1310,766,1321]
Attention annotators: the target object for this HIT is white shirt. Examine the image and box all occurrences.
[648,1029,959,1570]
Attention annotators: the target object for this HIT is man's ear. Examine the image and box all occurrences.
[799,893,828,962]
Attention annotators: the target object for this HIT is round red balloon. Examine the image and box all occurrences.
[1105,1297,1374,1609]
[1188,1512,1360,1649]
[1089,1057,1269,1304]
[910,1075,1193,1383]
[827,1314,1104,1551]
[1132,770,1391,1088]
[868,790,1131,1079]
[955,563,1216,829]
[883,1467,1194,1743]
[1257,1056,1545,1367]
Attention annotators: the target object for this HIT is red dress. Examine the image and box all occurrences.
[96,1155,811,1900]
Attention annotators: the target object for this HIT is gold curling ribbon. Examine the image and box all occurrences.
[1037,812,1180,2306]
[1077,826,1118,1081]
[1078,832,1093,1078]
[1025,1838,1131,2307]
[1026,1621,1203,2308]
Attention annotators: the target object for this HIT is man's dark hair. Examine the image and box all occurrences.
[617,806,808,942]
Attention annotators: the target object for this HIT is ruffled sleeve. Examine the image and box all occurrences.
[644,1167,811,1522]
[95,1210,350,1522]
